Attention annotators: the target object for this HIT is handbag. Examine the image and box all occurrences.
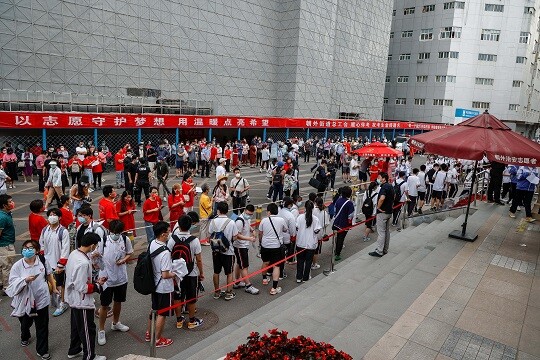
[309,170,321,189]
[17,161,25,168]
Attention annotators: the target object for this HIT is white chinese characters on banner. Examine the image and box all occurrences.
[114,117,127,126]
[15,115,31,126]
[43,116,58,126]
[68,116,83,126]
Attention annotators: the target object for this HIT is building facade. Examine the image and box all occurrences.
[0,0,392,120]
[384,0,540,137]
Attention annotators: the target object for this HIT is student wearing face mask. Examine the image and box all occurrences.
[64,233,108,360]
[278,197,297,271]
[212,175,230,214]
[95,220,132,346]
[7,240,57,360]
[91,151,104,190]
[230,168,250,215]
[39,208,70,316]
[142,187,163,243]
[82,154,95,191]
[44,161,64,210]
[231,205,259,294]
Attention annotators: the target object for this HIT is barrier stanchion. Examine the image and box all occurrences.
[149,310,157,357]
[256,205,262,221]
[323,230,337,276]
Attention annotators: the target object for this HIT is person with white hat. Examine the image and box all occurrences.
[44,161,63,210]
[215,158,227,181]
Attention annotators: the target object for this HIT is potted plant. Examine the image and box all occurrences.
[224,329,352,359]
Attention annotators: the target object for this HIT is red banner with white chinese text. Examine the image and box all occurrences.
[0,111,449,131]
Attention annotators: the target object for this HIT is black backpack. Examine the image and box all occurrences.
[133,245,169,295]
[209,218,232,253]
[393,180,405,204]
[170,235,196,274]
[362,190,377,216]
[272,172,283,184]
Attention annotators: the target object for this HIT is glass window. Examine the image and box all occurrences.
[516,56,527,64]
[444,2,465,10]
[512,80,523,87]
[481,29,501,41]
[485,4,504,12]
[395,98,407,105]
[383,98,389,104]
[508,104,519,111]
[418,52,430,60]
[390,32,394,39]
[439,51,460,59]
[397,76,409,83]
[520,32,530,44]
[401,30,413,38]
[420,28,434,41]
[399,54,411,60]
[435,75,456,83]
[478,53,497,62]
[422,5,435,12]
[524,7,535,14]
[475,78,494,85]
[385,76,390,83]
[414,98,426,105]
[388,54,392,61]
[404,7,415,15]
[440,26,462,39]
[416,75,428,82]
[472,101,490,109]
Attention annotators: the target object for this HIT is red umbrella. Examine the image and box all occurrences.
[409,110,540,241]
[353,142,402,158]
[410,111,540,166]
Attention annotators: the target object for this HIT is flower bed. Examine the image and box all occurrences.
[225,329,352,359]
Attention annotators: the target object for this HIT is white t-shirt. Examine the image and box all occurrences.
[149,239,174,294]
[230,177,249,197]
[259,216,288,249]
[406,175,420,197]
[350,159,359,177]
[313,207,330,240]
[39,225,70,270]
[447,168,459,184]
[277,208,297,244]
[97,234,133,287]
[394,178,408,202]
[167,231,202,277]
[433,171,448,191]
[233,215,252,249]
[215,165,226,181]
[417,171,427,192]
[209,216,238,255]
[295,214,321,250]
[9,258,51,310]
[261,148,270,161]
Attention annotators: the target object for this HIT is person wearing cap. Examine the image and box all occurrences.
[156,156,171,202]
[215,158,227,181]
[44,160,64,210]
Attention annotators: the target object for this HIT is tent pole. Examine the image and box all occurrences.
[449,160,479,241]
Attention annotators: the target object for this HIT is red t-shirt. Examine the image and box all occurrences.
[116,200,136,236]
[143,197,162,224]
[210,146,218,161]
[168,193,185,227]
[181,182,195,207]
[114,152,125,171]
[369,164,379,182]
[98,198,119,230]
[59,207,74,228]
[83,157,94,171]
[29,213,48,241]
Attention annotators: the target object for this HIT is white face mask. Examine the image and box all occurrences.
[235,173,241,178]
[111,234,121,241]
[48,215,59,224]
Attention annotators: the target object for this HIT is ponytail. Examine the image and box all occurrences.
[305,200,314,228]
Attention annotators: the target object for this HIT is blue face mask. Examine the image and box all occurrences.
[190,225,198,232]
[243,214,252,220]
[77,216,87,224]
[22,248,35,259]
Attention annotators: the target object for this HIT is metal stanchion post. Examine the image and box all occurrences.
[402,202,407,230]
[323,231,337,276]
[255,205,262,221]
[149,310,157,357]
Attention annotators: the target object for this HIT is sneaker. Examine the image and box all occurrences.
[517,206,522,211]
[213,290,225,299]
[334,255,342,261]
[94,356,107,360]
[296,279,302,283]
[245,285,260,294]
[187,317,204,329]
[155,337,173,348]
[262,278,270,285]
[278,274,288,280]
[311,263,321,270]
[232,281,246,289]
[97,330,106,346]
[67,351,83,358]
[224,291,236,301]
[53,302,69,317]
[176,316,185,329]
[269,287,282,295]
[525,217,536,223]
[111,322,129,332]
[37,353,51,360]
[21,340,29,347]
[163,196,167,202]
[509,212,516,218]
[362,235,370,242]
[369,251,383,258]
[144,331,151,342]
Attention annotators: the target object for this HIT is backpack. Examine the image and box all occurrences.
[41,225,67,248]
[362,190,377,216]
[70,162,80,173]
[209,218,232,253]
[170,235,196,274]
[103,234,128,250]
[133,245,169,295]
[272,172,283,184]
[393,180,405,204]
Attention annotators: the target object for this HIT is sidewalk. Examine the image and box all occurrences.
[171,203,539,360]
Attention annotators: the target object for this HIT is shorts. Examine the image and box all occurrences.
[100,283,128,306]
[260,246,285,265]
[350,175,358,182]
[234,247,250,269]
[212,253,235,275]
[53,271,66,287]
[175,160,184,169]
[180,276,198,304]
[342,166,350,174]
[359,171,368,182]
[432,190,443,200]
[151,292,174,317]
[418,191,426,201]
[173,284,182,300]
